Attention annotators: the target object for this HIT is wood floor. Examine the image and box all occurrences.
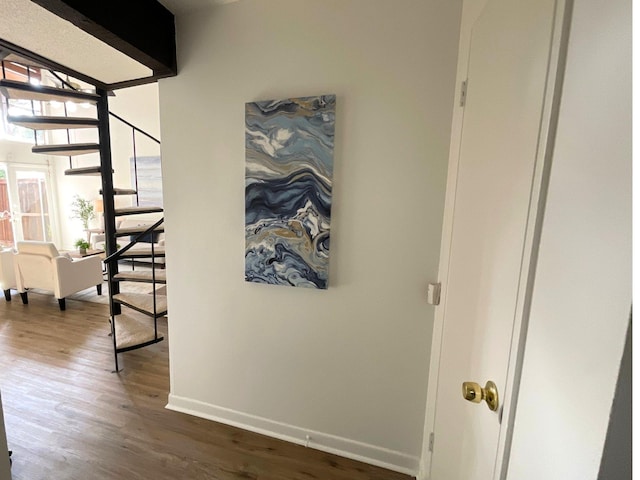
[0,291,413,480]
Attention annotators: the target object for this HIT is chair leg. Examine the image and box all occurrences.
[3,289,10,302]
[19,292,28,304]
[96,284,102,296]
[58,298,66,311]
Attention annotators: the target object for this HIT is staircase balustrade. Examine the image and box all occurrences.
[0,59,166,372]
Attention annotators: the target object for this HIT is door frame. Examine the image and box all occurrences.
[0,161,62,248]
[419,1,573,478]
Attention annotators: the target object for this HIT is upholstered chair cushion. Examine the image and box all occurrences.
[16,241,60,258]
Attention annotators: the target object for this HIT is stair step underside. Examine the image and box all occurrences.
[64,166,106,176]
[113,270,167,284]
[113,293,167,317]
[100,188,137,196]
[8,115,99,130]
[115,226,165,237]
[119,247,166,258]
[115,206,164,216]
[113,313,163,351]
[32,143,100,156]
[0,79,100,104]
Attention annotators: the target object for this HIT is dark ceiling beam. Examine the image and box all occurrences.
[106,72,176,91]
[30,0,177,78]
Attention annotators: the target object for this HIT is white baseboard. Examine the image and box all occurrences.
[166,393,419,477]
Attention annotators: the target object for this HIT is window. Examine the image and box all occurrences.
[0,62,45,143]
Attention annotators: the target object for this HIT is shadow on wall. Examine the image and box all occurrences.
[597,315,632,480]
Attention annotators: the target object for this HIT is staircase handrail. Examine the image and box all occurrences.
[103,217,164,263]
[48,70,160,144]
[108,111,160,144]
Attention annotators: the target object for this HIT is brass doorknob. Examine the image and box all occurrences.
[462,380,499,411]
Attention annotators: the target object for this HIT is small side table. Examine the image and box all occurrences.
[66,249,105,260]
[64,249,107,276]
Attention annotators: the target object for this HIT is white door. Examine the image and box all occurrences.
[3,165,55,245]
[427,0,569,478]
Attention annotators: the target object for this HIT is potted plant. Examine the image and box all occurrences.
[70,195,95,230]
[75,239,90,255]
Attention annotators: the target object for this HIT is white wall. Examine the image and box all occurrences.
[0,138,47,167]
[506,0,631,478]
[159,0,461,473]
[0,139,50,169]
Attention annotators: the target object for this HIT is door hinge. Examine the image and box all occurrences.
[428,432,435,452]
[427,282,441,305]
[460,80,468,107]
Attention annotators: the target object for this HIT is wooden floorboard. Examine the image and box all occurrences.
[0,292,413,480]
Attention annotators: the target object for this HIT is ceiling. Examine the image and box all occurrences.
[0,0,177,89]
[0,0,151,85]
[0,0,243,89]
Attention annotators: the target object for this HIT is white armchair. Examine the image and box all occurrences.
[0,250,16,302]
[14,241,103,310]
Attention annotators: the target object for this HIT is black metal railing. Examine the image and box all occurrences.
[103,217,164,263]
[48,70,161,203]
[106,111,160,207]
[104,217,165,371]
[104,217,164,317]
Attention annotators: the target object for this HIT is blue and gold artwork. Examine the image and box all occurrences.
[245,95,336,289]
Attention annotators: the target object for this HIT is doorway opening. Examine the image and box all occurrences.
[0,164,55,248]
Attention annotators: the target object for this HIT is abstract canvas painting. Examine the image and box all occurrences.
[130,156,163,207]
[245,95,336,289]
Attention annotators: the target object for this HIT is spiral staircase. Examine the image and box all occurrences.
[0,61,166,372]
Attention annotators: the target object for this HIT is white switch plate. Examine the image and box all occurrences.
[427,283,441,305]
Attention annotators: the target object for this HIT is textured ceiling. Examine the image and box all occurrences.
[0,0,152,85]
[158,0,239,14]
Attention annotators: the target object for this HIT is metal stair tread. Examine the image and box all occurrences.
[0,79,100,104]
[115,225,165,237]
[118,247,165,258]
[8,115,99,130]
[115,206,164,216]
[113,313,162,350]
[64,166,105,176]
[32,143,100,156]
[113,270,167,283]
[113,293,167,317]
[100,188,137,196]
